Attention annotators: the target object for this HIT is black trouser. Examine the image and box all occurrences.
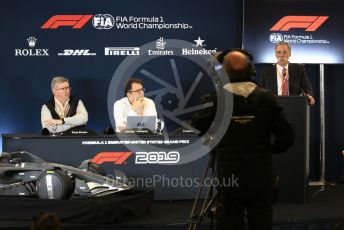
[216,192,273,230]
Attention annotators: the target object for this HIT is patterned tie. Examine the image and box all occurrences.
[281,67,288,96]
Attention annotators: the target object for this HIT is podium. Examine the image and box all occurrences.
[274,96,310,203]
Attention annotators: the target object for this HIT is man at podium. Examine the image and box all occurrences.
[260,42,315,105]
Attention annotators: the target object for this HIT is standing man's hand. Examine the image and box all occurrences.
[307,94,315,105]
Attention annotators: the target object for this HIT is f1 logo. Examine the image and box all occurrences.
[41,15,93,29]
[91,152,132,165]
[270,16,329,32]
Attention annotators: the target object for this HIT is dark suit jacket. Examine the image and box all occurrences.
[260,63,313,96]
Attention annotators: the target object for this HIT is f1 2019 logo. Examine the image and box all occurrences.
[135,151,180,164]
[270,16,329,32]
[91,152,132,165]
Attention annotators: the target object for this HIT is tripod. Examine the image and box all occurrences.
[187,151,217,230]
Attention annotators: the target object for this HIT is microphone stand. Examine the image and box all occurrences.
[289,81,314,105]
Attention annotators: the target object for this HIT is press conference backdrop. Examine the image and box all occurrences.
[1,0,344,181]
[243,0,344,180]
[243,0,344,63]
[0,0,243,151]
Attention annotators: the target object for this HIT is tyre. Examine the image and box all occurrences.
[36,169,74,199]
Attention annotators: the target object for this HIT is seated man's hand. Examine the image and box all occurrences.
[117,121,127,133]
[131,97,145,114]
[44,119,63,127]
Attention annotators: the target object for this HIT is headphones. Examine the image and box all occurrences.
[216,48,256,77]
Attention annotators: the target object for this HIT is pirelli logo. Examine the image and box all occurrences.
[104,47,140,56]
[90,152,132,165]
[270,16,329,32]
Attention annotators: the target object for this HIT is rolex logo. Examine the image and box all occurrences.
[15,37,49,56]
[27,37,37,48]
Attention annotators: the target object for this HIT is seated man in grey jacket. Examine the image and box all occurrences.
[41,76,88,133]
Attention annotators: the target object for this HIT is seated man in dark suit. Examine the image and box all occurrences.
[260,42,315,105]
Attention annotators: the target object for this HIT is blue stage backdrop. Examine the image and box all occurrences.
[1,0,344,181]
[0,0,243,151]
[243,0,344,63]
[243,0,344,179]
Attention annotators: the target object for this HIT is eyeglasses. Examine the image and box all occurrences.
[129,88,145,94]
[55,86,71,91]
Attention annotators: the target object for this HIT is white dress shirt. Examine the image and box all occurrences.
[276,64,289,96]
[113,97,157,132]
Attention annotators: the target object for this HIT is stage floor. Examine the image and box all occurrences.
[1,184,343,229]
[274,184,344,221]
[126,184,344,224]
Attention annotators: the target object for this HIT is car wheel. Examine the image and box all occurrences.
[36,169,74,199]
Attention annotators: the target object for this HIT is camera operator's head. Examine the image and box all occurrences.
[217,49,255,82]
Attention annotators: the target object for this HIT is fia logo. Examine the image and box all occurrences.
[269,33,283,43]
[92,14,114,29]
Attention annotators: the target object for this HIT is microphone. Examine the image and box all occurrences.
[104,126,115,135]
[288,81,315,105]
[41,128,50,135]
[288,81,307,96]
[282,68,287,78]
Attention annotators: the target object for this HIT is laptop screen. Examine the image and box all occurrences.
[126,116,156,132]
